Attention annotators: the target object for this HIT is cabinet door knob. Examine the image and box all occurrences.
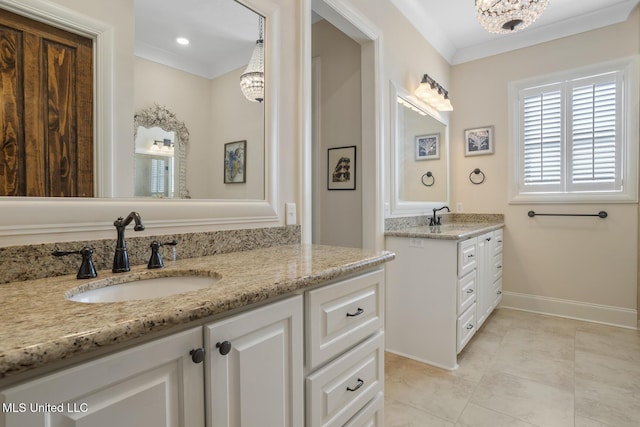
[346,378,364,392]
[190,348,206,364]
[216,341,232,356]
[486,237,492,242]
[346,307,364,317]
[497,290,502,295]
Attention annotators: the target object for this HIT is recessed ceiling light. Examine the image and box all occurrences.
[176,37,189,46]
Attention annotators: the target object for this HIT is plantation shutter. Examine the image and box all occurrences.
[521,84,563,192]
[568,72,622,192]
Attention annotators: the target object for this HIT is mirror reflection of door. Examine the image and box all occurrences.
[134,126,176,198]
[0,8,93,197]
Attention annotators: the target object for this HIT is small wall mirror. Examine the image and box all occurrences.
[134,104,190,198]
[389,81,450,215]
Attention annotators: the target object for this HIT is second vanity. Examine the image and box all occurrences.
[0,244,394,427]
[384,213,504,370]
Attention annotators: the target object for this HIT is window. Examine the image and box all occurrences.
[509,58,638,203]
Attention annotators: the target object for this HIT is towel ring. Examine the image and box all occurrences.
[421,171,435,187]
[469,168,485,185]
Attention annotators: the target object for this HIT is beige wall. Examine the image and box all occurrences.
[312,19,362,248]
[135,59,264,200]
[208,67,265,200]
[450,9,640,320]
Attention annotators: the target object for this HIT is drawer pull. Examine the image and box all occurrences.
[486,237,492,242]
[466,324,474,330]
[466,289,474,294]
[346,307,364,317]
[467,254,474,258]
[346,378,364,392]
[498,240,503,243]
[497,265,503,269]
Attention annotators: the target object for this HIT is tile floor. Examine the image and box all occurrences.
[384,308,640,427]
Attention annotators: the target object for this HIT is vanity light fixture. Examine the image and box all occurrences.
[176,37,190,45]
[415,74,453,112]
[475,0,549,34]
[240,16,264,103]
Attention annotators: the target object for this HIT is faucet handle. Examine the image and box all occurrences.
[147,240,178,269]
[53,247,97,279]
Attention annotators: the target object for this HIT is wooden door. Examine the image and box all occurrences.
[0,8,93,197]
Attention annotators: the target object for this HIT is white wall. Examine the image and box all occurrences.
[312,19,362,248]
[450,8,640,326]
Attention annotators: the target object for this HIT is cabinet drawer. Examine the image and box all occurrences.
[493,229,503,255]
[457,303,476,353]
[458,238,477,277]
[306,269,384,370]
[306,333,384,427]
[457,270,476,315]
[343,392,384,427]
[493,253,503,282]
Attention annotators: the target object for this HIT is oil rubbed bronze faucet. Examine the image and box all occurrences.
[430,205,450,226]
[113,212,145,273]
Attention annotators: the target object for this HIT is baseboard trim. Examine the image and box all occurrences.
[501,291,638,330]
[384,349,458,371]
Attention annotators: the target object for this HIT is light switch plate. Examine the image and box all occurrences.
[285,203,296,225]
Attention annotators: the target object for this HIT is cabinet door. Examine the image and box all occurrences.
[205,295,303,427]
[1,327,205,427]
[476,232,494,327]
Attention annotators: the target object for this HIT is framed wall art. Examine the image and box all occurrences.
[415,133,440,160]
[464,126,494,156]
[327,146,356,190]
[224,140,246,183]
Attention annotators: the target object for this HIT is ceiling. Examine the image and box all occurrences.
[391,0,640,64]
[135,0,260,79]
[136,0,639,78]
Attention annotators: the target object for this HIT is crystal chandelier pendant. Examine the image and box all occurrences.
[240,17,265,103]
[475,0,549,34]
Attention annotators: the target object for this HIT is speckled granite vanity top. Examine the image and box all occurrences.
[385,213,504,240]
[0,244,394,380]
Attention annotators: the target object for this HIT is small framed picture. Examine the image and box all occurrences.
[415,133,440,160]
[464,126,494,156]
[224,140,246,183]
[327,146,356,190]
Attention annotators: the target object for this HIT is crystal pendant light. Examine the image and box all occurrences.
[240,16,264,103]
[476,0,549,34]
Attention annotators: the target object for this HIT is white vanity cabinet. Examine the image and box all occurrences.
[386,228,503,370]
[0,327,205,427]
[1,267,386,427]
[204,295,303,427]
[305,269,385,427]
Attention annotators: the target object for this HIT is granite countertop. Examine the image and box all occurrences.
[0,244,394,381]
[384,213,504,240]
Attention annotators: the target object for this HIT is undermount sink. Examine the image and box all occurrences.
[66,272,221,303]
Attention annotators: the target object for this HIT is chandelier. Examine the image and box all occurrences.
[475,0,549,34]
[240,16,264,103]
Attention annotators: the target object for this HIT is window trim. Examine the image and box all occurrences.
[508,56,639,204]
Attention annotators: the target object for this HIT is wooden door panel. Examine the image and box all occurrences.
[0,8,92,197]
[0,24,24,196]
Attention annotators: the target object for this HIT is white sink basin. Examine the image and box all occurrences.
[67,273,220,303]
